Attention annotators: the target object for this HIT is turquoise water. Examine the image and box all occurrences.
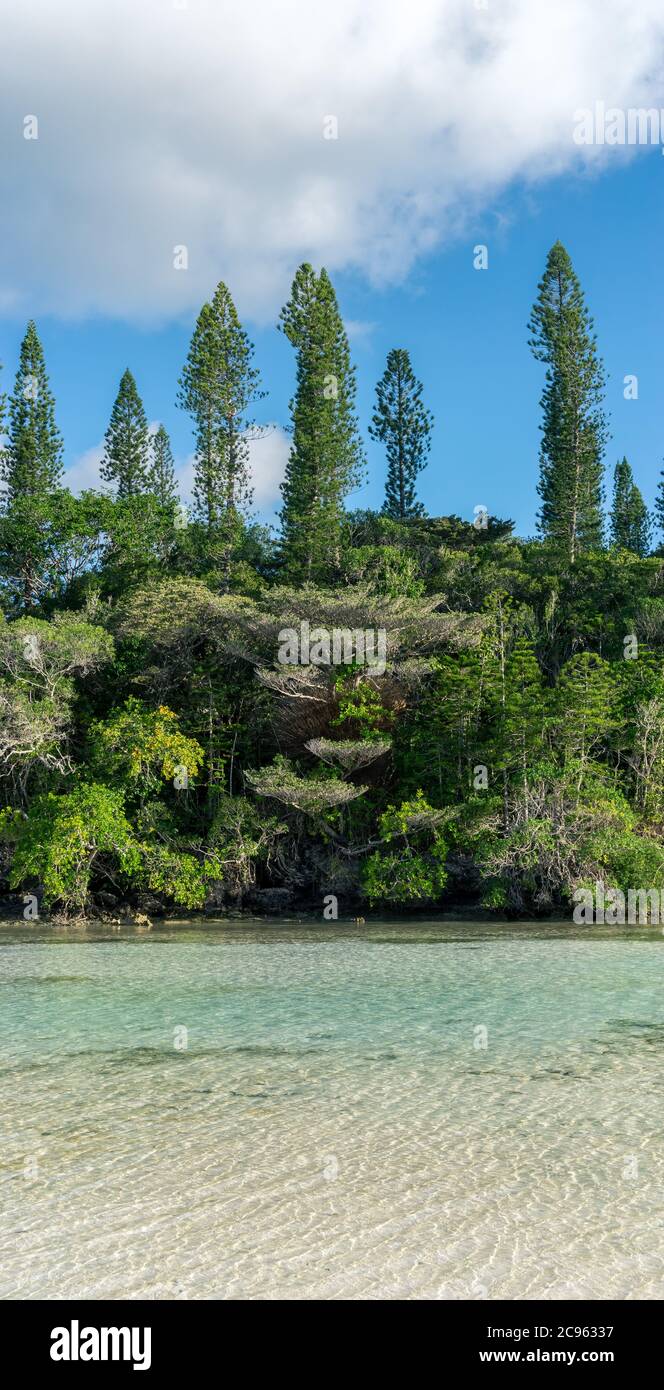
[2,919,664,1300]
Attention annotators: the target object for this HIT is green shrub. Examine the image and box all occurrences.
[0,783,139,913]
[362,792,448,905]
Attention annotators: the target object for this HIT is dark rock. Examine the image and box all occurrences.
[0,894,32,920]
[95,891,121,909]
[247,888,294,914]
[135,893,166,917]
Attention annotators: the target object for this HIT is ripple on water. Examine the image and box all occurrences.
[2,922,664,1300]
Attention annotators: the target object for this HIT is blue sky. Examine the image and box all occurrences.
[1,0,663,537]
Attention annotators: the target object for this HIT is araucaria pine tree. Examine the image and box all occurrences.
[653,460,664,544]
[529,242,608,563]
[177,282,264,530]
[0,361,5,453]
[1,321,63,500]
[278,264,365,581]
[147,424,178,508]
[610,457,651,556]
[369,348,433,520]
[100,369,150,497]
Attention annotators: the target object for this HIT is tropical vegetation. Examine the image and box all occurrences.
[1,243,663,918]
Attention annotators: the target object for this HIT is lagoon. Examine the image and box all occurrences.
[2,919,664,1300]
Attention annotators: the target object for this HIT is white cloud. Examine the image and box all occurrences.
[64,442,106,495]
[1,0,664,325]
[345,320,378,344]
[247,427,290,513]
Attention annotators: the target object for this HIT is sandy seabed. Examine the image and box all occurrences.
[2,921,664,1300]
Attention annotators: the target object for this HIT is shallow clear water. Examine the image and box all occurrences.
[2,918,664,1300]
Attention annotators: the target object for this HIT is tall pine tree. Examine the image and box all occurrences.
[653,460,664,544]
[278,264,364,581]
[610,457,651,555]
[100,369,150,497]
[0,362,5,480]
[147,424,178,508]
[0,361,5,447]
[529,242,607,563]
[1,321,63,499]
[369,348,433,520]
[0,324,66,608]
[177,282,264,530]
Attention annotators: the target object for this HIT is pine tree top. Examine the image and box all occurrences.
[2,320,63,498]
[100,367,150,497]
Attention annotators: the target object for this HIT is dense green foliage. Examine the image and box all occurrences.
[1,245,663,918]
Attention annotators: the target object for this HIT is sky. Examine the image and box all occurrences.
[1,0,663,537]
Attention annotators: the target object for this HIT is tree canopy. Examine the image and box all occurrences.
[0,248,662,918]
